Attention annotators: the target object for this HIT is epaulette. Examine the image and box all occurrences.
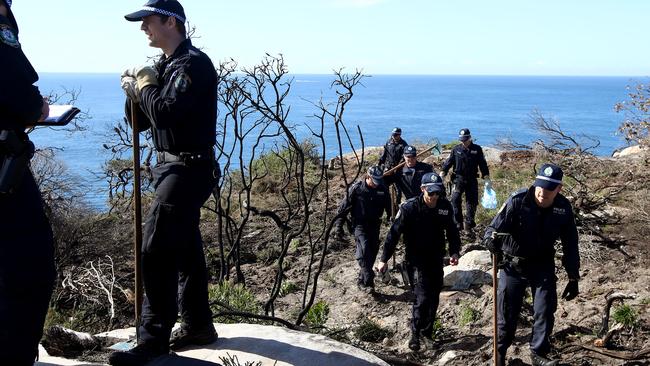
[511,187,528,198]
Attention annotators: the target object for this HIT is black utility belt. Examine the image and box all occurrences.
[157,150,214,164]
[503,253,551,269]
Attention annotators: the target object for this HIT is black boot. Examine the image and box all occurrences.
[108,342,169,366]
[169,324,218,351]
[530,352,559,366]
[408,332,420,351]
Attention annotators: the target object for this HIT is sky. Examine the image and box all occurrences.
[11,0,650,76]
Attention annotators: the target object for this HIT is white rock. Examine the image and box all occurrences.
[443,250,494,290]
[41,323,390,366]
[438,350,458,365]
[612,145,647,158]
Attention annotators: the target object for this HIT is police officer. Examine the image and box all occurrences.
[335,166,391,293]
[378,127,408,171]
[385,145,433,200]
[0,1,57,364]
[379,127,408,219]
[111,0,219,363]
[376,173,460,351]
[441,128,490,233]
[482,163,580,366]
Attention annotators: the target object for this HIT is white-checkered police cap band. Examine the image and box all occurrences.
[535,175,562,184]
[142,6,186,23]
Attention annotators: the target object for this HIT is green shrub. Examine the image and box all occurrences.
[354,318,392,343]
[429,319,444,339]
[612,304,638,327]
[209,282,261,324]
[459,303,481,326]
[279,281,300,297]
[304,300,329,327]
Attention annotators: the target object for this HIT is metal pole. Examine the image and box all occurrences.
[130,101,144,340]
[492,252,499,366]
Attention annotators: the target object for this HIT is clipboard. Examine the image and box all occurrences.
[39,105,81,126]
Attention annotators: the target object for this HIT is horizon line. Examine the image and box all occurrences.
[39,71,649,78]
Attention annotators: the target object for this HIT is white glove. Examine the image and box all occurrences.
[122,66,159,90]
[120,75,140,103]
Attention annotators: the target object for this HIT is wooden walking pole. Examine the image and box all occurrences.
[492,252,499,366]
[382,145,437,177]
[130,101,144,340]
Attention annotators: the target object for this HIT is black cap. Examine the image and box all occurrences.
[391,127,402,135]
[125,0,186,23]
[403,145,417,157]
[534,163,563,190]
[421,172,444,193]
[367,166,384,186]
[458,128,471,142]
[2,0,11,7]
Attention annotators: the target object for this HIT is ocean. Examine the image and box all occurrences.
[30,73,641,210]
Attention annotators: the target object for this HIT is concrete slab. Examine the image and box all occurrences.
[38,323,389,366]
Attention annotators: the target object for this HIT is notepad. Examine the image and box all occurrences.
[41,105,81,126]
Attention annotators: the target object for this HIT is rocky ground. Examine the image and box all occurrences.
[42,146,650,366]
[238,147,650,366]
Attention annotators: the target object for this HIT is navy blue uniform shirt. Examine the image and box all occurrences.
[0,15,43,131]
[441,142,489,179]
[381,195,461,266]
[484,186,580,279]
[378,138,409,170]
[385,161,433,200]
[336,179,391,227]
[132,39,217,154]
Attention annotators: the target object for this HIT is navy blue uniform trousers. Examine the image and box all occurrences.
[451,178,478,228]
[412,265,443,336]
[497,263,557,356]
[0,170,55,365]
[139,160,217,348]
[353,224,381,287]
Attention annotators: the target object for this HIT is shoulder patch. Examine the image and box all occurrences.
[174,71,192,93]
[0,24,20,48]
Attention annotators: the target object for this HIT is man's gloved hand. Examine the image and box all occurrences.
[481,233,501,254]
[561,279,579,301]
[123,66,159,91]
[484,176,492,189]
[120,76,140,103]
[135,66,158,90]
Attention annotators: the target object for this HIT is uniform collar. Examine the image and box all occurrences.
[160,38,192,63]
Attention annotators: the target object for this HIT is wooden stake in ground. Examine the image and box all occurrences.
[130,101,143,340]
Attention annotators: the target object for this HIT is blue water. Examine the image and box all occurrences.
[31,73,641,210]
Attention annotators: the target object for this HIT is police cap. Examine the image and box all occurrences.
[125,0,186,23]
[534,163,563,191]
[458,128,471,142]
[391,127,402,136]
[421,172,444,193]
[403,145,417,157]
[367,166,384,186]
